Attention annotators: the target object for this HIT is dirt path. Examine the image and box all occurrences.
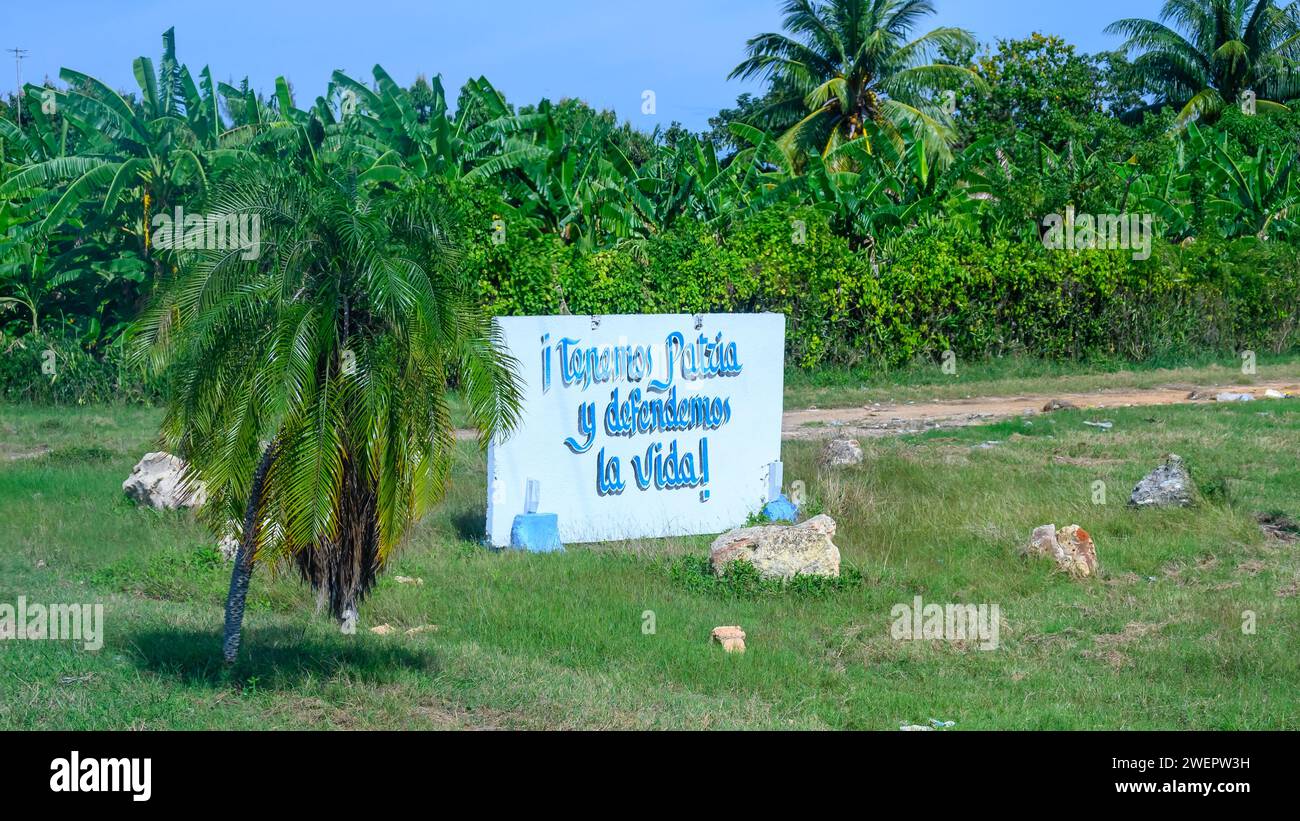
[445,380,1297,443]
[781,380,1300,440]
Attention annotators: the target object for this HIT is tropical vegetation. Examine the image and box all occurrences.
[4,1,1300,387]
[4,0,1300,670]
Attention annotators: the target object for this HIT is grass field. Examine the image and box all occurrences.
[2,365,1299,729]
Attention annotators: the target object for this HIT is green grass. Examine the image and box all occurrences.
[785,352,1300,409]
[2,394,1298,729]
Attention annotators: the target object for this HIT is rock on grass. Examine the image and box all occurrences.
[122,452,206,510]
[1129,454,1194,508]
[820,437,864,466]
[711,626,746,652]
[1023,523,1098,578]
[710,515,840,580]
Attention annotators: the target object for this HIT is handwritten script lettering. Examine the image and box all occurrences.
[541,331,743,499]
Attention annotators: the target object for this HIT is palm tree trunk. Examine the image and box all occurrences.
[222,443,276,664]
[292,454,380,627]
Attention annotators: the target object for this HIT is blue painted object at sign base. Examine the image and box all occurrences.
[763,494,798,523]
[510,513,565,552]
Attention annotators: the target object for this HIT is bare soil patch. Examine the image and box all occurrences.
[782,381,1300,440]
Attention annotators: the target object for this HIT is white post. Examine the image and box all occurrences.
[767,461,784,502]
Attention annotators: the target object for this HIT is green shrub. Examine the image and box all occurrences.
[669,554,865,599]
[467,210,1300,369]
[0,331,164,404]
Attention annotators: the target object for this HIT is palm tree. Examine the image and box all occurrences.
[729,0,982,167]
[131,149,521,664]
[1107,0,1300,123]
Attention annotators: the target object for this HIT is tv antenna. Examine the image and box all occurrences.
[6,47,29,128]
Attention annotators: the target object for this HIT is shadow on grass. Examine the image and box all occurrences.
[450,506,486,542]
[126,627,439,689]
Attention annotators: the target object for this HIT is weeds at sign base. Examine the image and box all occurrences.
[669,555,864,599]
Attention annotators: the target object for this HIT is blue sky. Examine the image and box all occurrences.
[5,0,1164,131]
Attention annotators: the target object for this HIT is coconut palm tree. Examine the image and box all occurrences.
[130,146,521,664]
[1107,0,1300,123]
[728,0,982,167]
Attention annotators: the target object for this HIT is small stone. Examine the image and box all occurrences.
[1041,399,1078,412]
[217,534,240,562]
[35,559,46,569]
[1129,454,1194,508]
[1025,524,1060,560]
[1023,523,1098,578]
[1057,525,1098,578]
[711,625,746,653]
[820,437,864,466]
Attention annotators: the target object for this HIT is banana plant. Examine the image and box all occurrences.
[0,29,249,253]
[808,136,936,248]
[1125,161,1194,238]
[1205,139,1300,238]
[482,99,629,248]
[1123,121,1300,240]
[729,120,936,248]
[0,224,87,334]
[944,133,1127,239]
[605,133,752,240]
[324,67,545,187]
[1121,135,1197,239]
[0,89,72,167]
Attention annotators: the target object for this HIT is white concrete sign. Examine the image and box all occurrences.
[486,313,786,546]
